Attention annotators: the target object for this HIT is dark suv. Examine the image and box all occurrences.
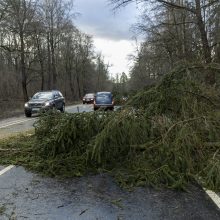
[82,93,95,104]
[94,92,114,111]
[24,90,65,117]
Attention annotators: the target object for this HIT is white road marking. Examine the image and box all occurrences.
[0,165,15,176]
[0,105,80,129]
[0,118,35,129]
[205,189,220,209]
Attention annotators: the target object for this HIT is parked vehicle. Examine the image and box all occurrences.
[94,92,114,111]
[82,93,95,104]
[24,90,65,117]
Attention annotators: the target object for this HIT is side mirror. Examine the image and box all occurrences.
[29,97,32,100]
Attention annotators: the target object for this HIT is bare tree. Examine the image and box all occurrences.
[0,0,111,106]
[0,0,37,101]
[111,0,219,84]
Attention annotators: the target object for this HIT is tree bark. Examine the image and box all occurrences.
[50,10,57,89]
[20,31,28,102]
[36,36,44,90]
[195,0,215,85]
[66,57,75,97]
[195,0,212,64]
[47,33,52,90]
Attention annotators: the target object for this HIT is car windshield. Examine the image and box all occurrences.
[96,93,112,101]
[32,92,53,100]
[85,94,94,98]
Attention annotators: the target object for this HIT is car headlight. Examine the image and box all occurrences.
[44,101,51,107]
[24,103,29,107]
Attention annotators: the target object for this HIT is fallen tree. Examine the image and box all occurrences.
[1,63,220,191]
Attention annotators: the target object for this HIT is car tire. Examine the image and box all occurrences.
[25,112,32,117]
[60,103,65,113]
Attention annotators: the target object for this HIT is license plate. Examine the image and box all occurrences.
[32,108,40,112]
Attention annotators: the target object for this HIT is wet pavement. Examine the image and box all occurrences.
[0,118,35,138]
[0,166,219,220]
[0,105,93,138]
[0,104,120,138]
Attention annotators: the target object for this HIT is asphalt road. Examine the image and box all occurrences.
[0,104,93,138]
[0,166,220,220]
[0,104,220,219]
[0,104,121,138]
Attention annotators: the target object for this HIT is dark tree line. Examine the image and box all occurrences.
[0,0,111,102]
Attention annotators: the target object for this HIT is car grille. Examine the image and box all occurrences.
[29,103,44,108]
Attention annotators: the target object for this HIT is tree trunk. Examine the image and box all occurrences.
[47,33,52,90]
[76,73,81,99]
[20,31,28,102]
[36,36,44,90]
[68,70,75,97]
[51,43,57,89]
[50,11,57,89]
[66,58,75,97]
[195,0,212,64]
[40,62,45,91]
[195,0,214,85]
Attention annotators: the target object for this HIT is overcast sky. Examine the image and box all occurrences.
[74,0,141,77]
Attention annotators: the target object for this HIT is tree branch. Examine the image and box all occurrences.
[201,0,219,9]
[0,45,19,52]
[157,0,195,13]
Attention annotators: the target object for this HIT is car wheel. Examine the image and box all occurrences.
[60,103,65,113]
[25,112,32,117]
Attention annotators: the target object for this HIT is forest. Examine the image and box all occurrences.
[122,0,220,90]
[1,0,219,104]
[0,0,111,105]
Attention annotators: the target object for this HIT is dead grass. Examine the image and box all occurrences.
[0,129,34,140]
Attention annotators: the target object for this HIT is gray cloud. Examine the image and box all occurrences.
[74,0,139,41]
